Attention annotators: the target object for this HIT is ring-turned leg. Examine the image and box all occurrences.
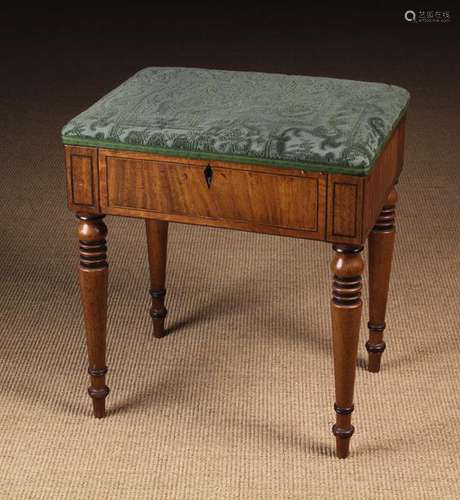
[331,244,364,458]
[77,214,109,418]
[367,187,398,372]
[145,219,168,338]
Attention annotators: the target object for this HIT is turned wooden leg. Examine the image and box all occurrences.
[367,187,398,373]
[145,219,168,338]
[331,244,364,459]
[77,214,109,418]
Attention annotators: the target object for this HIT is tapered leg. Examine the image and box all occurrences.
[77,214,109,418]
[145,219,168,338]
[367,187,398,372]
[331,244,364,458]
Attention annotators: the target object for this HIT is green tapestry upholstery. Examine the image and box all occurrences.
[61,67,410,175]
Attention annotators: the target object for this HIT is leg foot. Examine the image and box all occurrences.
[145,219,168,338]
[77,214,109,418]
[330,244,364,458]
[367,187,397,372]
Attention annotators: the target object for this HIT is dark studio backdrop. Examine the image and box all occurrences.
[2,6,459,112]
[1,5,459,499]
[1,5,458,144]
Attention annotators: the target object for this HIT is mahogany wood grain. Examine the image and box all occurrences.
[65,146,100,213]
[330,244,364,459]
[145,219,168,338]
[396,116,406,181]
[326,175,364,244]
[367,187,398,372]
[77,214,109,417]
[98,149,327,241]
[65,119,405,246]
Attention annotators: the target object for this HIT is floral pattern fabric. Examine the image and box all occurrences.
[61,67,410,175]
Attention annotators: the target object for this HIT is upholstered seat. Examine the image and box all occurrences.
[61,67,409,175]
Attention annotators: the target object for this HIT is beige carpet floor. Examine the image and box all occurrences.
[1,10,460,499]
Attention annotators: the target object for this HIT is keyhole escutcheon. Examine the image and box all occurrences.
[204,165,213,188]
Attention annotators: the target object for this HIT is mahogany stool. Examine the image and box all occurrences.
[62,67,409,458]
